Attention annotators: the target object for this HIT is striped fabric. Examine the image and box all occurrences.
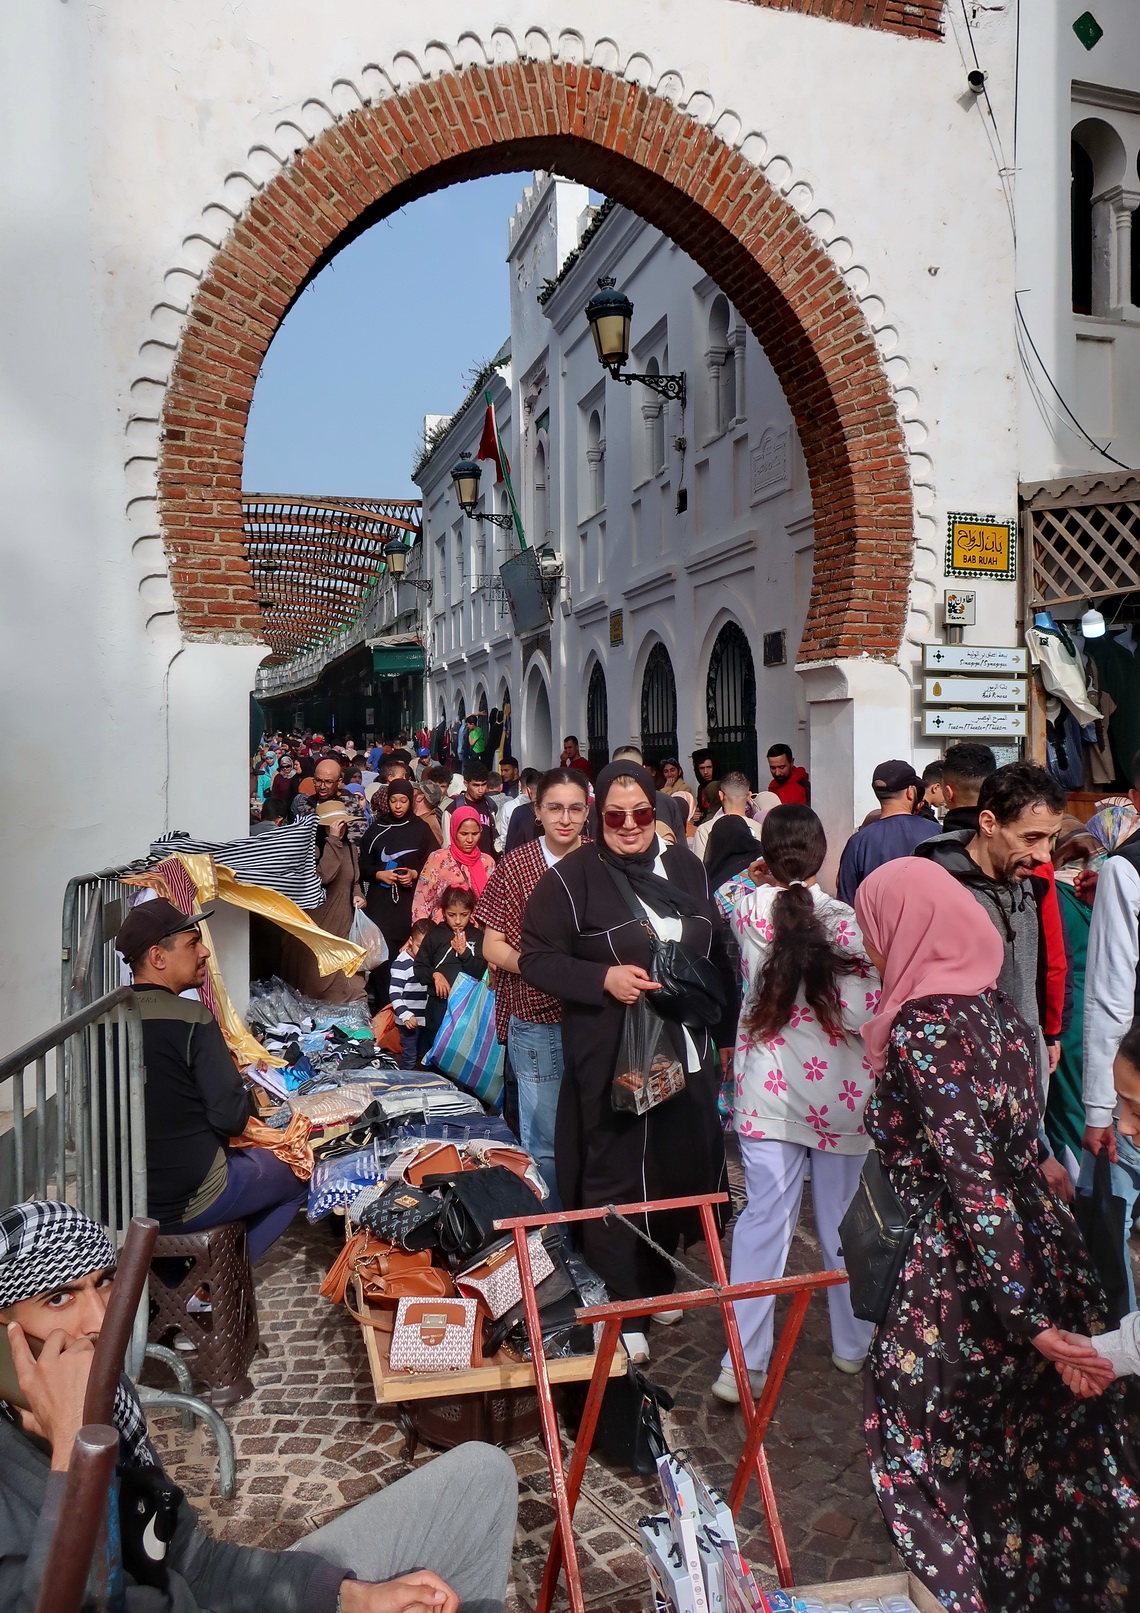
[151,818,324,909]
[389,951,429,1027]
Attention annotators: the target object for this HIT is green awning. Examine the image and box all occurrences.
[372,646,425,674]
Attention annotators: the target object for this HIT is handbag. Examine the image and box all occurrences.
[426,974,506,1109]
[456,1231,555,1319]
[358,1182,445,1252]
[481,1231,584,1356]
[605,866,726,1030]
[838,1151,939,1325]
[389,1297,481,1373]
[1074,1145,1130,1327]
[320,1230,454,1310]
[432,1165,543,1262]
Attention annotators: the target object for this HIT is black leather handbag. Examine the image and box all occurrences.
[605,866,726,1030]
[838,1151,939,1325]
[426,1166,542,1262]
[358,1181,443,1252]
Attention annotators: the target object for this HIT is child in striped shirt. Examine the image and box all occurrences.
[389,918,432,1068]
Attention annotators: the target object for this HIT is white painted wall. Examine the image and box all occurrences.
[4,0,1055,1041]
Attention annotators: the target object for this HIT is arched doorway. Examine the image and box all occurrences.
[586,662,609,778]
[706,622,758,787]
[525,672,553,769]
[156,59,912,666]
[640,643,678,770]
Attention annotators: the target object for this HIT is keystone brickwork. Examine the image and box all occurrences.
[734,0,943,41]
[159,61,915,660]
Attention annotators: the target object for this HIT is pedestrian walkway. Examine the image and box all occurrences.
[144,1159,898,1609]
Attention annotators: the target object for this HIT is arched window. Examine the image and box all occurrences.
[586,662,610,776]
[640,643,678,769]
[643,358,666,477]
[456,692,466,724]
[707,295,735,434]
[586,409,605,512]
[706,621,758,787]
[533,439,549,545]
[1072,139,1094,315]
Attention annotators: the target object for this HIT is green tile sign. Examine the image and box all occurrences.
[1073,11,1103,50]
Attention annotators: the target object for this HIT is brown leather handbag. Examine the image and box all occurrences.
[320,1231,455,1312]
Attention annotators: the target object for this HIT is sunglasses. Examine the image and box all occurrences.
[602,805,656,829]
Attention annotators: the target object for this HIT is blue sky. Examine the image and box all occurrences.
[242,172,531,500]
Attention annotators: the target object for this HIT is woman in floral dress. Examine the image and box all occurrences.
[712,804,879,1403]
[854,858,1139,1612]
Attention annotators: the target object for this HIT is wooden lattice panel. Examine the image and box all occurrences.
[1025,492,1140,608]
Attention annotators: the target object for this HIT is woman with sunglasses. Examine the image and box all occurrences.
[520,761,738,1362]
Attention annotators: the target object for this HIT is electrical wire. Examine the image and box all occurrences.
[1015,296,1135,469]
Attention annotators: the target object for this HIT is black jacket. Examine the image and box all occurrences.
[414,924,488,1040]
[134,987,251,1227]
[0,1406,343,1613]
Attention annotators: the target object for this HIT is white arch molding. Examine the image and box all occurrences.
[126,28,934,655]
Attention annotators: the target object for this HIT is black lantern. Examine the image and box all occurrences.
[585,277,633,374]
[451,455,483,514]
[584,277,686,405]
[383,536,410,576]
[450,454,513,527]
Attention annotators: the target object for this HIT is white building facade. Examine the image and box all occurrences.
[3,0,1139,1041]
[419,178,816,786]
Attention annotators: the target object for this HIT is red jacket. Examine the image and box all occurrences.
[768,766,810,806]
[1033,860,1068,1041]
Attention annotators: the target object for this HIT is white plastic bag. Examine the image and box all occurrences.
[349,908,388,971]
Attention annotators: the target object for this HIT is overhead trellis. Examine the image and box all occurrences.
[1021,471,1140,612]
[242,493,422,658]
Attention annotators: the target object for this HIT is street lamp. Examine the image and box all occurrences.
[383,536,432,593]
[449,456,514,526]
[585,277,686,405]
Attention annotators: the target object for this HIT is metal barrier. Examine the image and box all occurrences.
[0,986,146,1237]
[62,864,149,1015]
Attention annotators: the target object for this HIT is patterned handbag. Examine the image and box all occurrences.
[389,1297,481,1372]
[426,974,505,1110]
[357,1182,444,1252]
[456,1232,555,1319]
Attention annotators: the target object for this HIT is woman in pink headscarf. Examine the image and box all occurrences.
[854,858,1138,1613]
[411,805,495,924]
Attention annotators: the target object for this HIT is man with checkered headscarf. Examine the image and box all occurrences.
[0,1201,517,1612]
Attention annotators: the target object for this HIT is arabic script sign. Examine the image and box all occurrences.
[945,512,1017,581]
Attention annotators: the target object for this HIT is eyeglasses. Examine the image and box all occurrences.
[602,805,656,829]
[540,803,588,820]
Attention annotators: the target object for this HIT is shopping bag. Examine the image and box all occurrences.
[611,996,685,1116]
[348,908,388,970]
[426,973,505,1110]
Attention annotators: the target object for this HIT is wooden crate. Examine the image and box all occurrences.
[790,1571,939,1612]
[353,1279,628,1404]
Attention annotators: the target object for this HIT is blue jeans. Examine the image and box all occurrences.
[507,1017,563,1209]
[1079,1129,1140,1309]
[176,1147,309,1263]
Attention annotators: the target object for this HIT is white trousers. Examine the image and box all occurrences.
[721,1136,874,1372]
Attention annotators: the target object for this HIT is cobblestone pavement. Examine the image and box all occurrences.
[145,1161,897,1610]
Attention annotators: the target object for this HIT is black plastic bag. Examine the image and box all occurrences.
[611,996,686,1116]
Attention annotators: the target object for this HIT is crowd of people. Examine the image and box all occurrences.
[5,724,1140,1611]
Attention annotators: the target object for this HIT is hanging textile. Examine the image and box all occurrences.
[1026,625,1100,726]
[150,817,324,909]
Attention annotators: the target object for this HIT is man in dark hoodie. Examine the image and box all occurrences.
[938,741,996,836]
[913,761,1072,1197]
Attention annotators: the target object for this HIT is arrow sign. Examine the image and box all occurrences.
[922,709,1027,738]
[923,675,1027,707]
[922,644,1027,674]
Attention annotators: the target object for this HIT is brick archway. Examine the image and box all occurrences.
[159,60,913,662]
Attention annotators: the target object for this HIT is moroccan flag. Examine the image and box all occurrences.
[477,394,526,549]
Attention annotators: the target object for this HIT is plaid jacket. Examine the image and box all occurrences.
[475,838,567,1043]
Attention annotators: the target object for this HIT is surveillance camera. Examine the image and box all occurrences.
[967,70,986,94]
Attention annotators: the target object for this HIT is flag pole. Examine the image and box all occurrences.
[486,390,527,550]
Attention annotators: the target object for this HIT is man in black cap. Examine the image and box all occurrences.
[836,759,938,905]
[116,900,307,1261]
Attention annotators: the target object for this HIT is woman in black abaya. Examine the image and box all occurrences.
[358,779,438,1007]
[520,763,737,1340]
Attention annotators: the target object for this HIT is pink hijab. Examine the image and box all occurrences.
[854,858,1003,1074]
[448,804,490,898]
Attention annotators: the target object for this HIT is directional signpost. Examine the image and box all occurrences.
[920,643,1027,742]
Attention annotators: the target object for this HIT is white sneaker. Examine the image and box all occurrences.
[651,1309,684,1326]
[831,1352,866,1375]
[622,1331,651,1365]
[710,1366,766,1404]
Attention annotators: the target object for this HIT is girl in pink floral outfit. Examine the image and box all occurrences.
[712,804,878,1402]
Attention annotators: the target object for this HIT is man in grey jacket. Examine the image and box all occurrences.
[0,1201,516,1613]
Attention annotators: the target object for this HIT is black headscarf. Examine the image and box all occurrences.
[382,778,415,817]
[594,761,703,920]
[704,815,759,893]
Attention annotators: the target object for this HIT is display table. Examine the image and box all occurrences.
[352,1277,628,1404]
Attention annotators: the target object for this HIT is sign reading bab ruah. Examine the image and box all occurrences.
[944,512,1017,582]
